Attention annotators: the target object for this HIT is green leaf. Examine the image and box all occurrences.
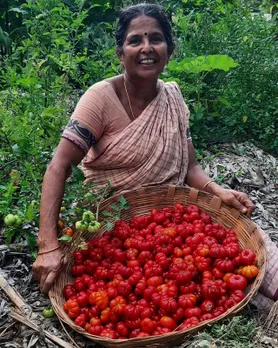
[168,55,239,74]
[118,195,129,209]
[4,229,16,245]
[105,221,114,231]
[101,210,114,217]
[217,96,231,108]
[58,235,72,242]
[109,203,120,211]
[71,165,85,182]
[242,115,248,123]
[26,202,35,221]
[103,48,115,57]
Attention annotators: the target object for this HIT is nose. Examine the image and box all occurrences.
[141,38,153,53]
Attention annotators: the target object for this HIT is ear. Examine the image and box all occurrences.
[116,47,124,67]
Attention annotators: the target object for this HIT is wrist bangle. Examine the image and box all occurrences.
[202,180,214,191]
[37,245,60,255]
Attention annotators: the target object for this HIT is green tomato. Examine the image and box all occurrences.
[4,214,17,227]
[82,211,95,221]
[60,206,66,213]
[42,307,55,318]
[13,216,22,228]
[75,220,88,232]
[87,221,101,233]
[84,192,94,200]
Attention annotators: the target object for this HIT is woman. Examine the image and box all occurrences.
[33,4,277,306]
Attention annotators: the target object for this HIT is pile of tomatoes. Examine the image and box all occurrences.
[62,203,259,339]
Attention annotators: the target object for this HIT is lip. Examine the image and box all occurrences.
[138,58,157,64]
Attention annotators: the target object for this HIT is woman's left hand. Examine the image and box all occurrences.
[215,188,255,216]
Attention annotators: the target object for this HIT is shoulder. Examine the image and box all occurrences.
[164,81,182,93]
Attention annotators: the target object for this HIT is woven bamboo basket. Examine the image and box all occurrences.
[49,185,267,348]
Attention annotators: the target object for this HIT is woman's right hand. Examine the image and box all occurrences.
[33,246,65,294]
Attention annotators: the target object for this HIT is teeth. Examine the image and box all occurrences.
[140,59,155,64]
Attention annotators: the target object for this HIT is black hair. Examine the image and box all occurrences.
[115,3,175,55]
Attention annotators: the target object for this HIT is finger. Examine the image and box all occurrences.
[225,193,248,214]
[40,269,50,291]
[41,271,60,295]
[32,263,40,281]
[230,190,255,215]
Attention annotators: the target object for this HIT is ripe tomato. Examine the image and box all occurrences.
[240,265,259,279]
[200,300,214,314]
[178,317,199,330]
[124,304,140,321]
[141,318,157,333]
[76,291,89,308]
[147,276,163,287]
[226,274,247,291]
[116,322,129,337]
[159,316,177,330]
[178,294,197,309]
[63,285,77,300]
[184,307,202,319]
[95,291,109,310]
[240,249,256,265]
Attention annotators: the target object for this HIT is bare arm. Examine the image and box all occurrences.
[185,142,255,215]
[33,138,85,293]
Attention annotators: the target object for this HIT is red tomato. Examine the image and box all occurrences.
[63,285,77,300]
[76,291,89,308]
[75,314,87,327]
[185,205,200,215]
[73,277,86,292]
[124,304,140,321]
[184,307,202,319]
[71,265,85,277]
[73,251,83,265]
[65,299,80,319]
[90,317,101,327]
[178,317,200,330]
[214,258,234,273]
[200,300,214,314]
[100,328,117,339]
[178,294,197,309]
[160,296,178,313]
[87,325,103,335]
[117,281,132,297]
[240,249,256,265]
[201,280,222,301]
[147,276,163,287]
[159,316,177,330]
[116,322,129,337]
[141,318,157,333]
[226,274,248,291]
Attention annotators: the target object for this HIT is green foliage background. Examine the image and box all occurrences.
[0,0,277,234]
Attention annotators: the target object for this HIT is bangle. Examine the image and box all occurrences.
[37,245,60,255]
[202,180,214,191]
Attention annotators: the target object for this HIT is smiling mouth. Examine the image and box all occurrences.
[139,59,156,65]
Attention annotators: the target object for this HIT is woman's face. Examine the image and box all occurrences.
[117,15,170,82]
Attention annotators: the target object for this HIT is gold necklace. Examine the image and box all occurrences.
[123,76,135,121]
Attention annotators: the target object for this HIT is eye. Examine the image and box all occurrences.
[129,37,141,45]
[152,36,163,43]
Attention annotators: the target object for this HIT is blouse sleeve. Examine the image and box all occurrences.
[62,82,107,154]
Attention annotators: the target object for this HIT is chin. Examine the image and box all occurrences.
[133,70,162,81]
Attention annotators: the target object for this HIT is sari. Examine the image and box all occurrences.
[79,80,190,191]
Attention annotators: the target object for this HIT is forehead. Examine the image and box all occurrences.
[126,15,164,37]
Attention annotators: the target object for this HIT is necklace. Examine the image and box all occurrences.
[123,77,135,121]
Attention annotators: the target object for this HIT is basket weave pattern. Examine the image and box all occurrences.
[49,185,267,348]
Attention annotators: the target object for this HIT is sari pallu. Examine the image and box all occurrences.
[82,81,190,192]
